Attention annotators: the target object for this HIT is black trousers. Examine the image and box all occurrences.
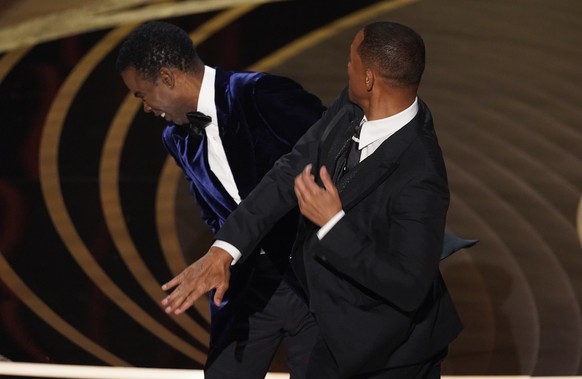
[307,337,448,379]
[205,258,318,379]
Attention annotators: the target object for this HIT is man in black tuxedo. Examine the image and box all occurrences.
[116,21,325,378]
[161,21,464,378]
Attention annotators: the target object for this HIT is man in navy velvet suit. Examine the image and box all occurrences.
[117,21,325,379]
[161,22,466,378]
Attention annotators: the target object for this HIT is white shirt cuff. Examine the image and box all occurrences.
[316,210,345,240]
[212,240,242,265]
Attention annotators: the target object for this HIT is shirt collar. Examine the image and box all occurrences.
[197,65,218,123]
[358,97,419,149]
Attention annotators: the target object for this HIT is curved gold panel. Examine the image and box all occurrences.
[0,253,129,366]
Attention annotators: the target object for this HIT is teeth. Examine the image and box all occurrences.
[160,112,166,118]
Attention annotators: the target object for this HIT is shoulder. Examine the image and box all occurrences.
[232,72,306,97]
[255,72,303,89]
[219,70,271,100]
[409,101,447,177]
[217,67,302,89]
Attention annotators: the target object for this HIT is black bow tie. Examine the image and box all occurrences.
[182,111,212,136]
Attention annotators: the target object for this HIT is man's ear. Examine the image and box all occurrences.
[365,69,374,91]
[159,67,174,88]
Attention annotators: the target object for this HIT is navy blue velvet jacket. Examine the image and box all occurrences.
[161,68,325,347]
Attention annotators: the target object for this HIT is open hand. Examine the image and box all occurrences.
[161,246,232,315]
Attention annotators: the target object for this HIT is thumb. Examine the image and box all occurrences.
[213,284,228,307]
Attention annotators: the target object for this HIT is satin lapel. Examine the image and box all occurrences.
[214,69,257,198]
[187,134,238,220]
[338,113,422,211]
[318,104,363,181]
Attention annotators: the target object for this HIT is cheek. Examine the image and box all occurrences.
[347,80,356,101]
[150,90,172,110]
[347,76,364,103]
[348,73,359,92]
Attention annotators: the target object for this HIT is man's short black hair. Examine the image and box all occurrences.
[116,21,203,82]
[359,21,425,87]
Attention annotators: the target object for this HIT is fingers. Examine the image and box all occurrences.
[295,164,314,189]
[294,164,312,203]
[298,164,314,188]
[161,273,182,292]
[161,272,188,314]
[160,248,232,315]
[168,292,195,316]
[295,165,336,191]
[293,164,344,226]
[162,275,210,315]
[295,164,338,200]
[161,273,194,315]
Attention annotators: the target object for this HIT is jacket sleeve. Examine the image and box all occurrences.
[252,74,326,148]
[316,170,449,313]
[215,88,349,261]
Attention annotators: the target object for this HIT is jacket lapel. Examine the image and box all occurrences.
[318,103,363,181]
[337,107,424,211]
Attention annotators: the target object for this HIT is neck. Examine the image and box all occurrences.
[178,70,203,110]
[363,85,417,121]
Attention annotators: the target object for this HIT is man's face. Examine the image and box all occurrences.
[347,29,366,106]
[121,66,191,126]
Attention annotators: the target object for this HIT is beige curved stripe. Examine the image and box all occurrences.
[0,253,129,366]
[247,0,419,72]
[0,0,283,53]
[157,162,189,277]
[39,24,205,364]
[0,47,29,82]
[0,46,130,366]
[157,4,260,323]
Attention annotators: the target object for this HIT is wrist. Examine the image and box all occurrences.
[209,246,233,266]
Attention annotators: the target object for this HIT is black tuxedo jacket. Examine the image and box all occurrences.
[216,87,462,377]
[162,68,325,348]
